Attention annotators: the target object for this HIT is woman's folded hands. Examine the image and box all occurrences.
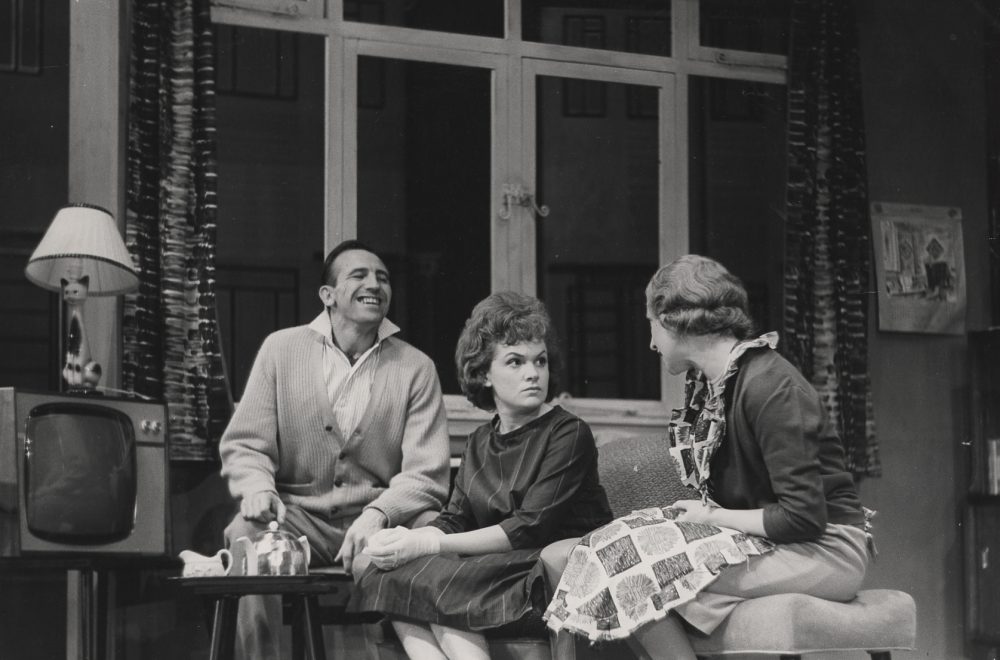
[365,526,445,570]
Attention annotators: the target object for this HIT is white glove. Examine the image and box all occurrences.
[364,526,442,570]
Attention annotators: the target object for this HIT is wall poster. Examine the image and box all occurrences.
[871,202,966,334]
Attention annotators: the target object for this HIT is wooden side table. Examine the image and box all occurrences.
[173,575,336,660]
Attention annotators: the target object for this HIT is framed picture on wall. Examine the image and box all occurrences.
[871,202,966,334]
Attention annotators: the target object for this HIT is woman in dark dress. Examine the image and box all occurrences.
[355,291,612,660]
[545,255,870,659]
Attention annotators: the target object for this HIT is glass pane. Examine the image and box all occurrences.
[523,1,670,57]
[344,0,503,38]
[688,76,787,333]
[536,75,660,400]
[0,0,67,391]
[357,57,492,395]
[699,0,790,55]
[215,28,326,400]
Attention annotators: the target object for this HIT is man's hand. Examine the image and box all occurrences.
[241,491,286,524]
[335,508,387,574]
[365,526,443,570]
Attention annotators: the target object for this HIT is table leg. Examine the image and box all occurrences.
[302,595,327,660]
[209,596,239,660]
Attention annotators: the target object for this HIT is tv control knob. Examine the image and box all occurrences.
[141,420,163,434]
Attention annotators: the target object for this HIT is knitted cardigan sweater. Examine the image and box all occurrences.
[219,324,451,526]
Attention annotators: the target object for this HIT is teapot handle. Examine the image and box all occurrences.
[299,536,311,569]
[217,549,233,575]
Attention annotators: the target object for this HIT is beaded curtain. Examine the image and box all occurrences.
[782,0,880,477]
[122,0,232,460]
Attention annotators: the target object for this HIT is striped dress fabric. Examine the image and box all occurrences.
[352,406,613,631]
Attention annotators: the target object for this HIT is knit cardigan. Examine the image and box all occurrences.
[219,324,451,526]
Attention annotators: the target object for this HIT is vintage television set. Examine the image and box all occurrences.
[0,387,170,558]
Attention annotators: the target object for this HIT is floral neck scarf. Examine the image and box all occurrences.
[667,332,779,501]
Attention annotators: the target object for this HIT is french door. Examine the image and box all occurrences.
[211,0,787,427]
[334,39,679,416]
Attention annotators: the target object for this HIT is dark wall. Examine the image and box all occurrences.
[0,0,68,392]
[0,8,73,659]
[0,3,68,227]
[857,1,989,658]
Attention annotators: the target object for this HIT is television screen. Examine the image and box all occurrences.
[23,403,138,544]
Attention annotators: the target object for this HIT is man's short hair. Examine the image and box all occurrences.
[321,239,377,286]
[455,291,561,412]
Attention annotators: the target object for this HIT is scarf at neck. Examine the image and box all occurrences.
[667,332,779,501]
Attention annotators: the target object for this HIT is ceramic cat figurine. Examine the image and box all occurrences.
[61,276,101,388]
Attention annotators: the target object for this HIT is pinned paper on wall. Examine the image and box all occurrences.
[871,202,966,334]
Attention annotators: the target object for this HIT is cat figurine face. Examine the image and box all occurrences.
[61,276,90,304]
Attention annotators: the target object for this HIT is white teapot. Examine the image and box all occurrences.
[231,521,311,576]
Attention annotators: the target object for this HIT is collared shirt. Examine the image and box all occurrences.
[306,311,401,440]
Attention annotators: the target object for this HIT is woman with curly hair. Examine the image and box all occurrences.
[545,255,870,659]
[354,291,612,660]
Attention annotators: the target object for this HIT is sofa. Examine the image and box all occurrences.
[374,433,916,660]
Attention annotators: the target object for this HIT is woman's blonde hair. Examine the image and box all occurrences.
[645,255,754,339]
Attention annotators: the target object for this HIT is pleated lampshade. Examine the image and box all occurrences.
[25,203,139,295]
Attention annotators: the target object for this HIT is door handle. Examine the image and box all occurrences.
[498,184,549,220]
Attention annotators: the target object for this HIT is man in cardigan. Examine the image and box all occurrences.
[220,239,451,660]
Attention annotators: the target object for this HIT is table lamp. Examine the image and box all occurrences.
[24,203,139,391]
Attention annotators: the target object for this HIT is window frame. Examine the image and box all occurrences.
[82,0,789,433]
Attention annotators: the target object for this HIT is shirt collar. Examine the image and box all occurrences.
[307,311,401,347]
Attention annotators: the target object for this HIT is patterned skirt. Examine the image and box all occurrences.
[544,507,773,642]
[351,548,548,631]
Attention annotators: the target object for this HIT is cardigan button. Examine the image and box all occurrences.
[325,425,333,432]
[334,478,344,487]
[339,451,348,460]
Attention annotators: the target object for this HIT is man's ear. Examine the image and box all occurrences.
[318,284,335,307]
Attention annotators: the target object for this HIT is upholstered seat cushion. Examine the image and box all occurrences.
[690,589,917,656]
[592,436,917,658]
[597,434,693,515]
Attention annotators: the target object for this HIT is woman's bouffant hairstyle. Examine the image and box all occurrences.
[646,255,755,340]
[455,292,561,412]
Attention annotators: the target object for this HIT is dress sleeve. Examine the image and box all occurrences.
[426,436,478,534]
[499,418,599,549]
[744,373,829,542]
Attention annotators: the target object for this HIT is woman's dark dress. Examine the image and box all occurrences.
[353,406,612,631]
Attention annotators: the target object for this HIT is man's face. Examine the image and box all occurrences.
[320,249,392,328]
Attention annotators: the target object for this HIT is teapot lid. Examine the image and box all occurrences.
[255,520,300,544]
[261,520,288,537]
